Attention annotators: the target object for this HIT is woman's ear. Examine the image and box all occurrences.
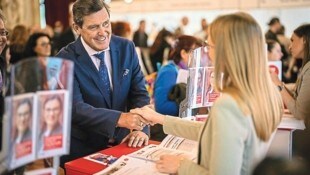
[180,49,187,59]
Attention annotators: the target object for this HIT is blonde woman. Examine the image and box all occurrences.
[131,12,283,175]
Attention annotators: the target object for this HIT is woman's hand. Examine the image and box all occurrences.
[121,131,149,147]
[130,106,165,125]
[156,155,184,174]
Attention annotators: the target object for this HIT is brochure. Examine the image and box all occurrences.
[84,153,118,166]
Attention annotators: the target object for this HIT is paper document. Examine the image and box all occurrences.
[94,155,166,175]
[278,114,305,130]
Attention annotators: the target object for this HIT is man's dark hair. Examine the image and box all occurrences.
[73,0,110,27]
[268,17,280,26]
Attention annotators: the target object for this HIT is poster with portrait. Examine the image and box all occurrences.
[203,67,221,107]
[187,68,197,107]
[195,67,205,107]
[9,93,37,170]
[268,61,282,81]
[188,46,211,68]
[36,89,70,159]
[188,48,201,68]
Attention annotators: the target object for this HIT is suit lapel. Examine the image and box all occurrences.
[110,38,122,108]
[75,38,112,108]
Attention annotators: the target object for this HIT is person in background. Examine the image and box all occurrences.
[11,32,52,94]
[56,0,150,167]
[150,28,174,71]
[0,8,26,175]
[267,39,283,61]
[131,12,283,175]
[24,32,52,59]
[9,24,29,64]
[271,24,310,127]
[53,20,64,39]
[0,8,8,151]
[55,2,78,52]
[271,24,310,162]
[265,17,282,42]
[112,21,131,39]
[253,156,310,175]
[152,35,201,141]
[194,18,208,42]
[175,16,191,37]
[133,20,148,48]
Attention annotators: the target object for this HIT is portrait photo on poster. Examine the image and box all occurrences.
[36,89,69,159]
[195,67,205,107]
[203,67,221,107]
[9,93,36,170]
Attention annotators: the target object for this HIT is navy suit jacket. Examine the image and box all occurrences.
[56,35,150,160]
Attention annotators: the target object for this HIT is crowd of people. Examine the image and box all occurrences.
[0,0,309,174]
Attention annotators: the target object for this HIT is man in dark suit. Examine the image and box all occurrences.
[56,0,150,167]
[133,20,148,48]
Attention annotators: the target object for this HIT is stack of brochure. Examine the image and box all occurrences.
[94,135,198,175]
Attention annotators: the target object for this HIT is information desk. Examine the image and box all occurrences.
[65,115,304,175]
[65,141,160,175]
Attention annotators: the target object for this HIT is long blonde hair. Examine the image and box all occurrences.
[209,12,283,141]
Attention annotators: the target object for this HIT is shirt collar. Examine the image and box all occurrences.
[81,37,110,56]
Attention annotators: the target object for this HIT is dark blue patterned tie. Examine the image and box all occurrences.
[94,52,112,101]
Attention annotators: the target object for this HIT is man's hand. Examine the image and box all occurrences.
[117,112,149,130]
[121,131,149,147]
[130,106,165,125]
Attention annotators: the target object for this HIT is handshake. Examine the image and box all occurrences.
[118,105,166,147]
[117,105,165,131]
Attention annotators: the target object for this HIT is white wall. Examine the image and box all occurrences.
[110,7,310,41]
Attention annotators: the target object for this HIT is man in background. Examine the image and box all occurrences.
[133,20,148,48]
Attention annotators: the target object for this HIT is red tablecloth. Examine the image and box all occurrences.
[65,141,160,175]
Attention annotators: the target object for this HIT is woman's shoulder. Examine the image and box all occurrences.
[157,62,178,75]
[212,93,245,116]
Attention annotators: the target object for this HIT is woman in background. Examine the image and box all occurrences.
[271,24,310,162]
[154,35,201,116]
[13,33,52,94]
[24,32,52,58]
[152,35,201,141]
[9,24,29,64]
[132,12,283,175]
[267,39,283,61]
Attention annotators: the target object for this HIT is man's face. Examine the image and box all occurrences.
[44,99,61,128]
[16,103,31,133]
[0,19,7,53]
[75,8,111,51]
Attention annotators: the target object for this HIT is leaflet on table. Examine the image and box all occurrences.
[129,144,197,162]
[84,153,118,166]
[278,114,305,130]
[160,135,198,154]
[24,168,55,175]
[93,155,166,175]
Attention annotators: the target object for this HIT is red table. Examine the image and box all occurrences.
[65,141,159,175]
